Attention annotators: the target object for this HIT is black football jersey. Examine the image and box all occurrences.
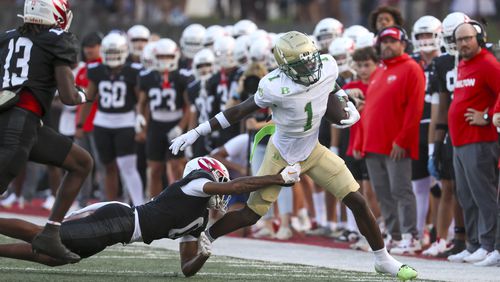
[138,69,192,116]
[206,69,241,146]
[87,62,142,113]
[187,79,217,125]
[433,53,456,100]
[0,28,78,114]
[136,170,214,244]
[411,53,440,121]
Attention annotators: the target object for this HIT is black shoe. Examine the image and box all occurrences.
[31,223,81,264]
[437,239,465,258]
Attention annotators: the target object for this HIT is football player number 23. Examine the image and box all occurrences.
[2,37,33,88]
[99,81,127,109]
[304,101,313,131]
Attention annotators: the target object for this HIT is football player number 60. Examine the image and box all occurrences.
[99,81,127,109]
[2,37,33,88]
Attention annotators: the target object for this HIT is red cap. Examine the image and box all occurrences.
[378,27,406,42]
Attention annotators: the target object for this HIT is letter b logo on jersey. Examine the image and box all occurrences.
[281,87,290,95]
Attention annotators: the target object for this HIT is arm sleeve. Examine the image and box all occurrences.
[253,79,272,108]
[182,178,212,197]
[394,65,426,149]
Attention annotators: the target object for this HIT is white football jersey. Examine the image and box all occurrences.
[254,54,339,164]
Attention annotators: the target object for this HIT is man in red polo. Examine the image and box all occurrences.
[446,22,500,264]
[357,26,425,255]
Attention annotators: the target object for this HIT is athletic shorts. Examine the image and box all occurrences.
[146,119,183,162]
[61,203,135,258]
[93,126,136,164]
[247,141,359,216]
[0,107,72,192]
[412,124,430,180]
[344,156,369,181]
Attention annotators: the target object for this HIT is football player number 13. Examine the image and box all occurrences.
[304,101,313,131]
[2,37,33,88]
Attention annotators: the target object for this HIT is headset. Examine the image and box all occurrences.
[452,20,486,47]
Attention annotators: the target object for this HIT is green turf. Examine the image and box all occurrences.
[0,235,424,281]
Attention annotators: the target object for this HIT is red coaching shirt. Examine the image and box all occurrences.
[75,58,102,133]
[358,53,425,160]
[448,49,500,147]
[343,80,368,156]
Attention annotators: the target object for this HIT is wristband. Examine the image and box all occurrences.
[215,112,231,129]
[428,143,434,157]
[194,121,211,136]
[77,90,87,103]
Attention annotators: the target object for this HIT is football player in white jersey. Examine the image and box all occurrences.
[170,31,418,280]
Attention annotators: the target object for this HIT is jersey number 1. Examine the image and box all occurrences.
[304,101,313,131]
[2,37,33,88]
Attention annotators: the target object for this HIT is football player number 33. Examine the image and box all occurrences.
[2,37,33,88]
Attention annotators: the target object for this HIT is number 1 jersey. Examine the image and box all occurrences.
[254,54,339,164]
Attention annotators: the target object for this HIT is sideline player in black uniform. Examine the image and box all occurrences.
[0,0,93,262]
[187,48,217,157]
[206,36,242,148]
[0,157,301,277]
[137,38,193,197]
[78,32,144,206]
[429,12,469,257]
[408,15,442,246]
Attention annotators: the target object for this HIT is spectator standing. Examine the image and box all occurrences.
[357,26,425,255]
[446,22,499,264]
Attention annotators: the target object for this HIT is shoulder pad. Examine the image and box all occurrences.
[131,62,144,70]
[139,69,152,77]
[87,62,100,69]
[320,54,333,61]
[179,68,193,77]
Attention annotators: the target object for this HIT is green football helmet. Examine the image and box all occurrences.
[273,31,322,86]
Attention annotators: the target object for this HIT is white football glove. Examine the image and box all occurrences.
[198,232,212,257]
[333,101,360,129]
[167,125,183,142]
[169,129,200,155]
[280,163,301,185]
[135,114,147,133]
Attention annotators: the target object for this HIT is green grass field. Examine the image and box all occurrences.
[0,235,420,281]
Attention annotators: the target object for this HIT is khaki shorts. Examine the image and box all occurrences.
[247,140,359,216]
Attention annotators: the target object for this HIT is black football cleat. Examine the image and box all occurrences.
[31,223,81,264]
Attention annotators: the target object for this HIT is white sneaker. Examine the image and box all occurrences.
[390,233,422,255]
[291,217,304,232]
[42,195,55,210]
[253,227,275,239]
[422,238,449,256]
[0,193,19,208]
[474,250,500,267]
[297,209,312,231]
[383,234,401,251]
[275,226,293,240]
[448,249,472,262]
[464,248,489,263]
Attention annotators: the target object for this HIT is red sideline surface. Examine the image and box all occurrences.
[0,197,445,261]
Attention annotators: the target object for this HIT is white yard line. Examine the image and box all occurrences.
[2,212,498,281]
